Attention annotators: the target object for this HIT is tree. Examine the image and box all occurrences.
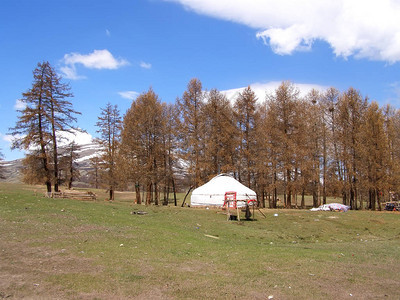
[177,78,205,188]
[383,106,400,199]
[9,61,80,193]
[45,63,80,192]
[120,89,165,205]
[304,89,323,208]
[21,150,49,185]
[96,103,121,201]
[234,86,259,188]
[160,103,180,205]
[202,89,236,179]
[266,82,301,208]
[88,156,101,189]
[336,88,367,209]
[59,141,81,189]
[359,102,389,210]
[10,62,54,193]
[255,103,274,208]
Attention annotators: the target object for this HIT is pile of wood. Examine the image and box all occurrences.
[51,190,97,201]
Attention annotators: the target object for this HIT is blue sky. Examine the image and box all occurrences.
[1,0,400,161]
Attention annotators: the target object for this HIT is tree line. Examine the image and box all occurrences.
[10,62,400,209]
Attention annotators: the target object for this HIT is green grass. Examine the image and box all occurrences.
[1,183,400,299]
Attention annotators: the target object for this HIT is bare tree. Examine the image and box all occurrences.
[95,103,121,201]
[177,78,205,187]
[120,88,165,205]
[59,141,81,189]
[9,62,80,193]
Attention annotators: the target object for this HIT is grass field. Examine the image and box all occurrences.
[1,183,400,299]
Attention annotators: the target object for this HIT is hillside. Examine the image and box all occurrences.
[0,143,101,187]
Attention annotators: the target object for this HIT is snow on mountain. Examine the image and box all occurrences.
[222,81,328,103]
[0,141,102,186]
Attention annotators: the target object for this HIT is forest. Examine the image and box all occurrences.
[8,62,400,210]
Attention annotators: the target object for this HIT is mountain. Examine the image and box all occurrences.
[0,142,101,187]
[0,158,23,183]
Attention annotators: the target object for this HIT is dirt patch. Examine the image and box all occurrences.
[0,239,102,299]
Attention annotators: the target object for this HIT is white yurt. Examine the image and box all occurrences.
[190,174,257,207]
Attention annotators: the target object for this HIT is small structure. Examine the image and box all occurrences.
[190,174,257,207]
[51,190,97,201]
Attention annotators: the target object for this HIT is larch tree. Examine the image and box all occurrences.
[255,102,274,208]
[160,103,180,205]
[95,103,121,201]
[9,61,80,193]
[383,106,400,198]
[119,99,142,204]
[321,87,342,198]
[234,86,259,189]
[360,102,388,210]
[266,81,300,208]
[21,150,48,185]
[10,62,54,193]
[305,89,323,208]
[202,89,236,179]
[46,64,80,192]
[177,78,205,188]
[294,97,313,208]
[336,88,367,209]
[59,141,81,189]
[120,88,165,205]
[88,156,101,189]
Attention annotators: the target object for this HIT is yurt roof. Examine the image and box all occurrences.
[192,174,256,196]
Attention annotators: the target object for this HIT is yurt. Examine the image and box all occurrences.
[190,174,257,207]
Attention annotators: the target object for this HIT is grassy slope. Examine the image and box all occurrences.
[1,183,400,299]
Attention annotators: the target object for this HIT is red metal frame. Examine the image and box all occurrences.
[224,191,237,208]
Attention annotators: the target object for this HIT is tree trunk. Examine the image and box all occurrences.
[38,96,51,194]
[377,190,382,211]
[369,189,376,210]
[163,184,168,206]
[172,178,177,206]
[146,182,152,205]
[286,169,292,208]
[109,187,114,201]
[68,161,73,189]
[154,182,159,205]
[313,181,319,208]
[135,183,141,204]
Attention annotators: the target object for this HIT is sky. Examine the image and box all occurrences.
[1,0,400,161]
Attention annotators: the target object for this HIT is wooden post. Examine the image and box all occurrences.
[236,200,240,221]
[181,186,193,207]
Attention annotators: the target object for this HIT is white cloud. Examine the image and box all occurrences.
[118,91,139,100]
[61,49,129,79]
[14,99,26,110]
[140,61,152,69]
[106,29,111,37]
[222,81,327,103]
[59,65,86,80]
[165,0,400,62]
